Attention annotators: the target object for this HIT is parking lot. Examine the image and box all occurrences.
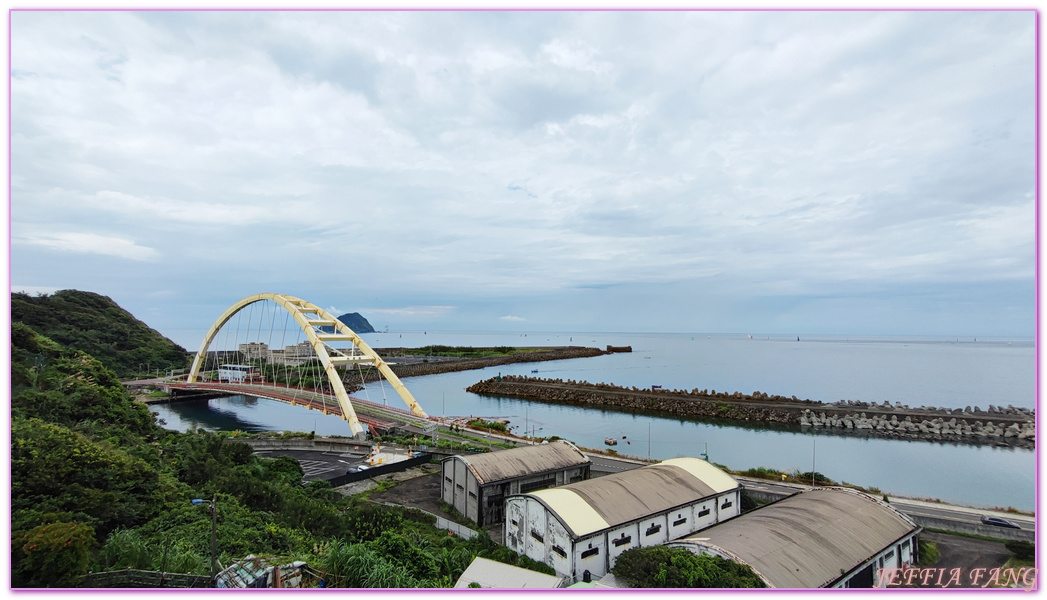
[253,448,369,481]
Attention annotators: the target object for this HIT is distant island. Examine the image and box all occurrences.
[333,312,375,333]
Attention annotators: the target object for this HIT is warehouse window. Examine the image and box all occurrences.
[444,476,452,483]
[613,536,632,547]
[511,519,519,527]
[884,550,895,561]
[721,499,733,509]
[456,484,464,492]
[645,524,662,537]
[673,517,687,527]
[468,491,477,499]
[520,477,557,494]
[531,530,544,544]
[553,545,567,558]
[581,547,599,559]
[698,508,710,518]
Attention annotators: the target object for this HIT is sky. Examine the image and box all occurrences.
[8,10,1037,347]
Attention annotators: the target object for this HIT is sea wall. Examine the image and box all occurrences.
[465,376,1035,449]
[345,346,609,383]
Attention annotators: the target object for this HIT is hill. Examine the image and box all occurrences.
[335,312,376,333]
[10,290,189,378]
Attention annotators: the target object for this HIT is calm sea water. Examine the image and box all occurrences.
[150,332,1036,511]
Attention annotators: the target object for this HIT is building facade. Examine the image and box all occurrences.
[504,457,742,582]
[668,487,922,588]
[441,441,591,527]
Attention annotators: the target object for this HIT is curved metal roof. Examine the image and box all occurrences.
[671,487,921,588]
[453,440,590,485]
[526,457,740,537]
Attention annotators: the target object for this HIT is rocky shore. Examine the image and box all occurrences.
[465,375,1035,449]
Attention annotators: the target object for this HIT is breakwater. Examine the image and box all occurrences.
[465,376,1035,449]
[343,346,610,384]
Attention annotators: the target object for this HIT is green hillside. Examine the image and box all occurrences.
[10,322,559,588]
[11,290,189,379]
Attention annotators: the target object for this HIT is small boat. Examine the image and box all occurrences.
[652,385,662,389]
[531,369,539,373]
[604,437,618,446]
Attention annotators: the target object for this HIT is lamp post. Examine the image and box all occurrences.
[192,496,218,585]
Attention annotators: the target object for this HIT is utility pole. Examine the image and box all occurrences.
[648,422,651,460]
[811,439,816,487]
[192,496,219,586]
[209,495,217,583]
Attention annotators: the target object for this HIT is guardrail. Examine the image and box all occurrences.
[79,569,212,588]
[325,453,434,487]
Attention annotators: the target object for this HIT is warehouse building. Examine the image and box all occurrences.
[441,441,591,527]
[504,457,741,582]
[668,487,922,588]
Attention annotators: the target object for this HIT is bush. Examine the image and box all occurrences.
[917,539,940,566]
[612,546,765,588]
[1005,540,1034,561]
[13,521,96,587]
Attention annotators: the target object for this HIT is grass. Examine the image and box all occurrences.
[923,527,1014,544]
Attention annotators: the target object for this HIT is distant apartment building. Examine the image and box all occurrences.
[237,341,317,366]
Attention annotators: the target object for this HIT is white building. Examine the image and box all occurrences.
[218,364,257,383]
[239,342,269,361]
[453,557,567,589]
[504,457,741,582]
[442,441,591,527]
[668,487,921,588]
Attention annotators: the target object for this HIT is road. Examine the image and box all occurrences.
[585,452,1034,541]
[136,376,1035,542]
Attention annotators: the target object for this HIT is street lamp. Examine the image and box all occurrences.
[191,496,218,585]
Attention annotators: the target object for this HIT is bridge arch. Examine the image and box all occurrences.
[188,293,428,436]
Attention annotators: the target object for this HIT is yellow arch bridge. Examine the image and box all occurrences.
[176,293,431,439]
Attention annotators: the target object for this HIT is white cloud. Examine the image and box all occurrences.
[13,231,159,261]
[11,285,62,296]
[8,11,1035,336]
[364,306,457,317]
[500,315,525,322]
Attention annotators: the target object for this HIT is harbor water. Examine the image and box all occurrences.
[149,332,1036,511]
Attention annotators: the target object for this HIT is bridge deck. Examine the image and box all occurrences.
[166,382,417,431]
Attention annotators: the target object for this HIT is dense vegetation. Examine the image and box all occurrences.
[8,322,555,588]
[406,345,531,358]
[10,292,773,589]
[11,290,189,379]
[611,546,766,588]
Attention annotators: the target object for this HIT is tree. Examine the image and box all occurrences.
[12,522,96,587]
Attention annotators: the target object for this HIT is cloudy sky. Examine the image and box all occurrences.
[9,10,1036,346]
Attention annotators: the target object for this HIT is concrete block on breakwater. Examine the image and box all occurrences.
[465,375,1035,449]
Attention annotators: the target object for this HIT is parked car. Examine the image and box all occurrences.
[981,515,1022,529]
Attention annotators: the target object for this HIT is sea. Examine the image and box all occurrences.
[149,331,1037,512]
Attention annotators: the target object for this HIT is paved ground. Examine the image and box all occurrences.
[253,448,369,481]
[367,469,447,516]
[899,531,1015,589]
